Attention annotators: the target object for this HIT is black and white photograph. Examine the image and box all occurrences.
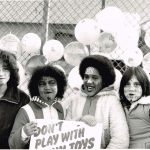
[0,0,150,149]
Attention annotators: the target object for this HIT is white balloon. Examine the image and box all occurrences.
[142,52,150,73]
[142,20,150,31]
[17,61,30,94]
[91,45,123,60]
[68,66,83,90]
[121,47,143,67]
[143,68,150,81]
[53,64,66,75]
[94,32,117,53]
[113,68,122,91]
[43,40,64,62]
[145,29,150,48]
[115,13,141,50]
[0,33,21,57]
[123,12,141,34]
[17,61,26,87]
[17,61,25,80]
[21,33,41,53]
[123,13,141,47]
[64,41,89,66]
[75,18,100,45]
[25,54,47,75]
[95,6,124,34]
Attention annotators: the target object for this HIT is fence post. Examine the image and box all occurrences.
[102,0,105,9]
[41,0,50,54]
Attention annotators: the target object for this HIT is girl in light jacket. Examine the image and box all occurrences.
[9,65,67,149]
[119,66,150,149]
[64,55,129,149]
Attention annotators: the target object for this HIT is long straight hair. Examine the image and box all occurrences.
[119,66,150,107]
[0,50,19,87]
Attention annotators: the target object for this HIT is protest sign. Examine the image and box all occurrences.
[30,120,102,149]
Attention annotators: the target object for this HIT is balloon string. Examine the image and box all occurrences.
[87,45,91,55]
[140,19,150,26]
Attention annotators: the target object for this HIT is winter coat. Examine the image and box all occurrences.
[124,96,150,149]
[9,100,64,149]
[0,87,30,149]
[65,87,129,149]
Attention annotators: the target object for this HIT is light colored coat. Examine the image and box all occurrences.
[64,87,129,149]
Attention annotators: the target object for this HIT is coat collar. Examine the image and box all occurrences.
[80,85,118,98]
[1,86,20,104]
[32,97,64,119]
[32,97,64,114]
[129,96,150,111]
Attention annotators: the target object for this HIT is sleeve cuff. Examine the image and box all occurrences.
[21,126,29,141]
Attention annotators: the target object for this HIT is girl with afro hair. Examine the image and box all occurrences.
[9,65,67,149]
[65,55,129,149]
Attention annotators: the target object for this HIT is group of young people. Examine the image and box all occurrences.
[0,48,150,149]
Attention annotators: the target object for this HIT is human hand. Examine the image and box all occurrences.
[23,121,38,137]
[80,115,97,126]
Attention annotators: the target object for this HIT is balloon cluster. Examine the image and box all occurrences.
[1,7,150,90]
[0,32,90,90]
[73,6,146,67]
[0,32,42,58]
[42,40,90,90]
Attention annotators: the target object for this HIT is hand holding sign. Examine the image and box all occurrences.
[23,121,38,137]
[30,120,102,149]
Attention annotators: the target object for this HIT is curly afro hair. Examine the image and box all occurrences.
[79,55,115,88]
[28,65,67,99]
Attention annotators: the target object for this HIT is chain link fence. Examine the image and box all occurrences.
[0,0,150,98]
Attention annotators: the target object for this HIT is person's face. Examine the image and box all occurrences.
[124,75,142,103]
[83,67,103,97]
[38,76,58,104]
[0,61,10,86]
